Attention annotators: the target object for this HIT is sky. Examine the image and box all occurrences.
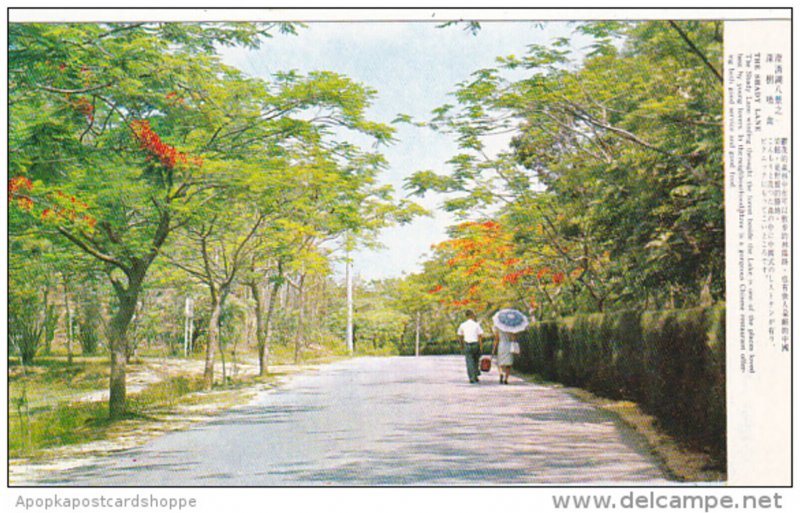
[219,21,581,281]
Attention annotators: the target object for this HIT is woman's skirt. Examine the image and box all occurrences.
[497,340,514,366]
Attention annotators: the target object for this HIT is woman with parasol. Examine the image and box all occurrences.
[491,308,529,384]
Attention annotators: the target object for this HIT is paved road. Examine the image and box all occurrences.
[38,356,670,485]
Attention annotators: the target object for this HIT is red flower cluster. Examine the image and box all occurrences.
[43,208,97,228]
[131,120,200,169]
[552,272,566,285]
[465,259,486,275]
[457,220,501,231]
[536,267,550,280]
[48,191,96,229]
[502,267,534,285]
[165,91,185,104]
[9,176,34,210]
[428,284,443,294]
[9,176,33,195]
[54,190,88,209]
[16,197,34,211]
[72,97,94,122]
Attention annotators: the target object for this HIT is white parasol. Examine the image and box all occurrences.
[492,308,529,333]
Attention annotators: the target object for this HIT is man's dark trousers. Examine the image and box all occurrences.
[464,342,481,382]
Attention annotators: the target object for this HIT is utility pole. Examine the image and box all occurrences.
[346,258,354,354]
[184,296,194,357]
[415,311,421,357]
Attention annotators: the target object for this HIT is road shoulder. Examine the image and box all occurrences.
[515,373,726,483]
[8,362,318,486]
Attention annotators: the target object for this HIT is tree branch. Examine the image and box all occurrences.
[38,82,115,95]
[57,226,131,276]
[97,22,147,40]
[165,256,213,285]
[668,20,724,84]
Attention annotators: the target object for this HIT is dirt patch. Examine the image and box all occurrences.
[8,360,318,486]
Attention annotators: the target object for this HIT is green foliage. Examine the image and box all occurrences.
[219,297,248,349]
[42,305,59,356]
[405,20,724,316]
[353,289,409,354]
[8,302,45,366]
[9,398,109,456]
[76,282,105,356]
[130,286,187,356]
[640,306,725,460]
[8,369,206,457]
[9,21,423,411]
[8,223,72,364]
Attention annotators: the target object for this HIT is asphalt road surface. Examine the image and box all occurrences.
[38,356,670,485]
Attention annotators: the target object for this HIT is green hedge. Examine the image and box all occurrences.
[396,337,464,356]
[516,305,725,464]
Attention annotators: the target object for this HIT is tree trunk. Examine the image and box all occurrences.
[251,275,281,376]
[203,294,222,390]
[250,283,266,375]
[42,287,51,355]
[57,210,170,419]
[61,275,75,366]
[107,290,138,418]
[294,274,306,364]
[219,329,227,386]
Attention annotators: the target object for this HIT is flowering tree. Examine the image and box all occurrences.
[405,21,723,313]
[8,22,292,417]
[423,221,522,317]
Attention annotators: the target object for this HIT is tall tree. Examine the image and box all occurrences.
[8,22,293,417]
[404,21,723,313]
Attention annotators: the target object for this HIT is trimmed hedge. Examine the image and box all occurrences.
[396,337,464,356]
[516,305,725,464]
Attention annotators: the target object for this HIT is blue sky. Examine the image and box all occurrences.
[219,21,581,281]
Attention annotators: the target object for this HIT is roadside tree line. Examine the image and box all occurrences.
[8,22,422,417]
[391,20,724,341]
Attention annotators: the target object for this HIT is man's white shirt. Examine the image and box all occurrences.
[457,319,484,343]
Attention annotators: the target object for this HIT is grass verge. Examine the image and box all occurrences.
[9,371,276,460]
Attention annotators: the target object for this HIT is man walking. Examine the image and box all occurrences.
[457,309,484,383]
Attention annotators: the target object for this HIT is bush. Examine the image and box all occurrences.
[397,337,462,356]
[517,304,726,465]
[8,297,45,365]
[8,319,43,366]
[77,312,102,356]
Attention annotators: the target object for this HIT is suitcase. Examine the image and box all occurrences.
[479,355,492,372]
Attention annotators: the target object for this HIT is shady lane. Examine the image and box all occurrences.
[36,355,670,485]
